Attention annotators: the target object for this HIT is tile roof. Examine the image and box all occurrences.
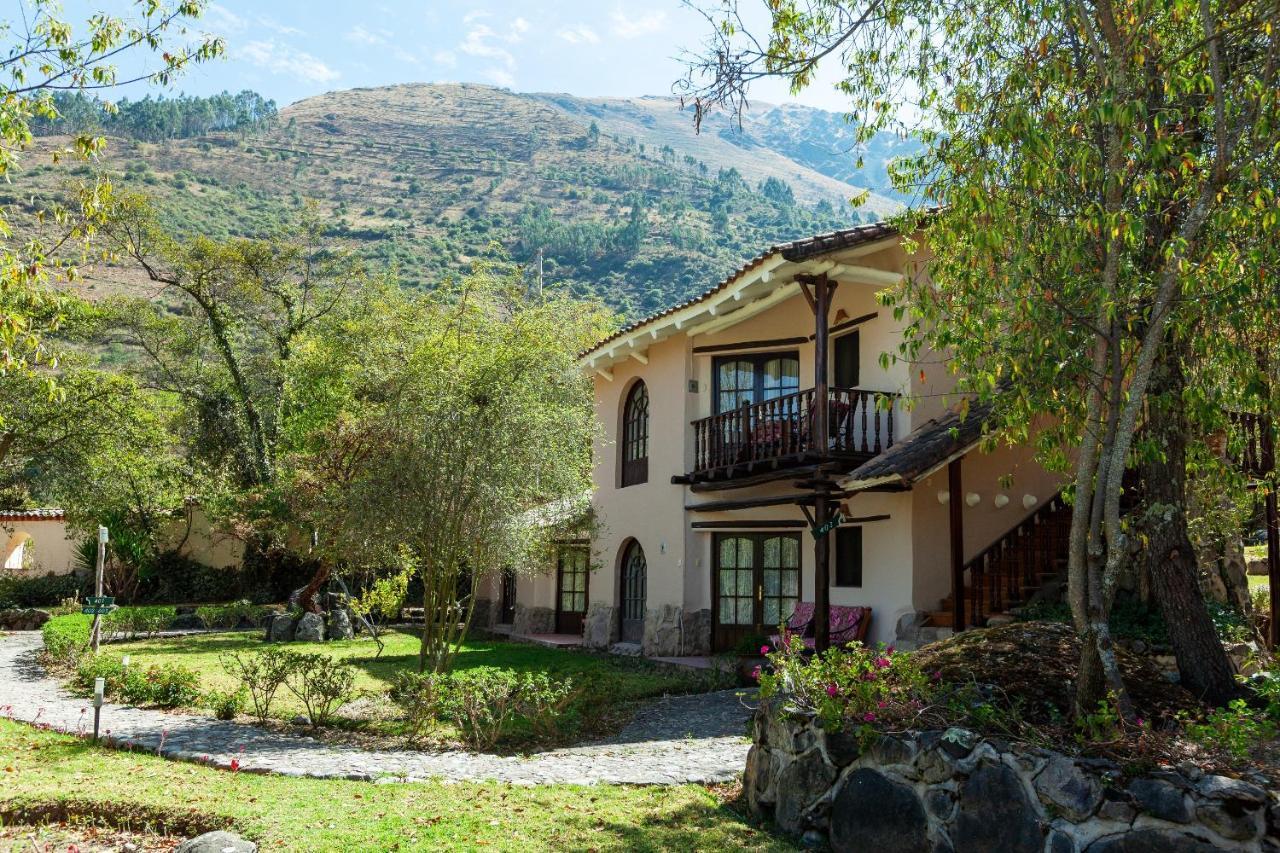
[580,221,903,358]
[840,397,997,491]
[0,508,65,522]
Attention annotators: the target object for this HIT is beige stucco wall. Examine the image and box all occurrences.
[1,520,79,576]
[910,436,1068,614]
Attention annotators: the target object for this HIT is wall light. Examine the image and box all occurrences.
[994,494,1010,509]
[1023,494,1038,510]
[937,491,950,505]
[965,492,981,507]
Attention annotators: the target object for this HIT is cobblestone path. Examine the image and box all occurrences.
[0,631,753,785]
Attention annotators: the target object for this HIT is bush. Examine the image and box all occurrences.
[136,663,201,708]
[41,614,91,666]
[515,672,579,741]
[0,572,83,608]
[282,652,356,727]
[74,653,127,695]
[74,654,200,708]
[101,606,174,639]
[1181,699,1277,758]
[197,600,270,630]
[206,688,245,721]
[220,647,295,724]
[390,670,445,742]
[437,668,521,750]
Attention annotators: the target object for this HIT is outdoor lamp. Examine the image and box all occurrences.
[994,494,1010,509]
[93,677,105,708]
[1023,494,1038,509]
[937,491,950,505]
[965,492,981,507]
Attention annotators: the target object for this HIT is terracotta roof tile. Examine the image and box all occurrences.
[841,398,996,491]
[0,508,65,522]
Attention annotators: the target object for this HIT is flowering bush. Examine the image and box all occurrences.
[757,636,938,737]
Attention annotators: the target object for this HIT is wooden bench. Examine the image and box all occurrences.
[769,603,872,649]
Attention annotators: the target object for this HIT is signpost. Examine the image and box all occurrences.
[811,511,845,539]
[89,526,108,654]
[93,676,105,742]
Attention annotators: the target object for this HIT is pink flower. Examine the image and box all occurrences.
[826,683,839,698]
[931,669,942,681]
[886,645,896,655]
[1135,717,1145,727]
[874,657,891,669]
[861,671,877,682]
[230,758,241,772]
[862,712,876,723]
[877,700,888,709]
[751,665,762,681]
[760,645,770,655]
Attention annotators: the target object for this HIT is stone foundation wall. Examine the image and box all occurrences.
[471,598,496,630]
[746,699,1278,852]
[582,603,618,649]
[642,605,712,656]
[512,604,554,637]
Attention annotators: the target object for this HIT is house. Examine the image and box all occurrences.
[478,222,1075,655]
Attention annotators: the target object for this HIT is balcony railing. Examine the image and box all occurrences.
[691,387,899,475]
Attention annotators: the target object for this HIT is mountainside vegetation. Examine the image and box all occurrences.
[9,82,896,319]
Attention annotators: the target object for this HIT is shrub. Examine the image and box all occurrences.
[206,688,245,721]
[438,668,521,750]
[1181,699,1277,758]
[74,653,127,695]
[220,647,295,724]
[0,572,83,608]
[515,672,579,741]
[102,606,173,639]
[42,614,91,667]
[197,600,269,630]
[390,670,445,741]
[134,663,201,708]
[282,652,356,727]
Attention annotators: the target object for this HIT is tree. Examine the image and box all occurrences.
[0,0,221,375]
[283,270,610,673]
[99,197,363,553]
[680,0,1280,713]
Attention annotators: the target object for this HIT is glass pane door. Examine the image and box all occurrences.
[717,536,755,626]
[761,535,801,629]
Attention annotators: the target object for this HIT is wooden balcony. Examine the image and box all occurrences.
[687,387,899,484]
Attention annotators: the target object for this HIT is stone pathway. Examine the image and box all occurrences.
[0,631,754,785]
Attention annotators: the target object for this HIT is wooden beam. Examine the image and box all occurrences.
[949,458,966,632]
[839,514,891,525]
[831,264,905,288]
[814,491,832,651]
[686,493,816,512]
[595,368,613,382]
[685,283,800,337]
[824,311,879,338]
[690,520,807,529]
[630,350,649,365]
[692,336,809,355]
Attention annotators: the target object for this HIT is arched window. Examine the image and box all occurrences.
[619,540,647,644]
[621,381,649,487]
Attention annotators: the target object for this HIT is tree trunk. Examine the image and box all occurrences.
[1140,342,1241,705]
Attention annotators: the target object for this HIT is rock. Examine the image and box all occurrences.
[744,744,777,812]
[643,604,684,657]
[765,702,815,754]
[511,603,554,636]
[175,830,257,853]
[1096,795,1136,824]
[1047,829,1077,853]
[293,611,326,643]
[582,603,618,650]
[291,714,311,726]
[871,735,918,768]
[680,608,712,655]
[1196,801,1262,842]
[0,608,51,630]
[168,613,206,630]
[1082,829,1222,853]
[326,608,354,641]
[829,768,929,853]
[953,763,1044,853]
[774,748,835,832]
[801,829,824,847]
[925,786,956,821]
[1127,777,1192,823]
[266,613,296,642]
[820,728,864,768]
[1195,774,1268,807]
[1034,756,1102,822]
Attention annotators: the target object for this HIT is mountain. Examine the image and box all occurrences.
[12,83,907,319]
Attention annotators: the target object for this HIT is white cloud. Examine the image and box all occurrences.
[203,3,247,33]
[392,47,424,67]
[240,40,340,84]
[485,67,515,87]
[462,9,490,24]
[557,25,599,45]
[433,50,457,68]
[345,24,389,46]
[610,8,667,38]
[257,15,304,36]
[459,20,527,68]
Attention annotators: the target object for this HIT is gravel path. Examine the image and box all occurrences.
[0,631,754,785]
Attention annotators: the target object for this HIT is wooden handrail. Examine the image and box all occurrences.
[689,387,899,475]
[960,490,1069,628]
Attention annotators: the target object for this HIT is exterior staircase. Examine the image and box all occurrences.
[924,493,1073,630]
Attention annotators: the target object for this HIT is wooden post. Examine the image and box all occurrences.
[90,525,107,655]
[814,492,831,651]
[948,459,966,631]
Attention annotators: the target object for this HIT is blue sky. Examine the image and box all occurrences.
[63,1,851,112]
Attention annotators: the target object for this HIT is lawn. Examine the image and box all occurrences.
[57,623,731,746]
[0,719,793,851]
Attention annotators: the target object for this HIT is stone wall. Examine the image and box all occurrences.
[745,698,1279,852]
[582,603,618,649]
[512,603,554,637]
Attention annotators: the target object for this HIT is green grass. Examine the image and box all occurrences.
[59,626,730,744]
[1246,544,1269,562]
[1251,574,1270,591]
[0,719,792,851]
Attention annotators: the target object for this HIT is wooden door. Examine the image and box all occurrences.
[619,540,647,644]
[712,533,801,652]
[499,567,516,624]
[555,546,589,635]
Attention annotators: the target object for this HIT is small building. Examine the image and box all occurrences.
[478,223,1068,654]
[0,509,78,576]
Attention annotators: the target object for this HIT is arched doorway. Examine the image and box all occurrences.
[2,532,32,570]
[619,540,647,644]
